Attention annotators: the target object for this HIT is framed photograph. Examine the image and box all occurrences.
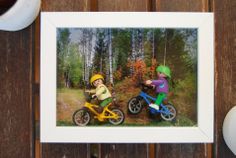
[41,12,214,143]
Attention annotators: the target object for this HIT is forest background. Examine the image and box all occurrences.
[56,28,198,126]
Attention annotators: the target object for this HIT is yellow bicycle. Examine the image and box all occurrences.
[73,93,125,126]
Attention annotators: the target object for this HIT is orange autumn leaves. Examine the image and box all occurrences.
[114,59,157,83]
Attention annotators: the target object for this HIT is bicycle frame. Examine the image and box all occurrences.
[138,91,170,114]
[139,91,156,105]
[84,102,119,121]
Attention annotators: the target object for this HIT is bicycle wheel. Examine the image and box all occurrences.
[72,108,91,126]
[108,108,125,125]
[127,97,143,114]
[160,104,177,121]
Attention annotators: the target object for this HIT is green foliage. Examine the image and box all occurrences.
[144,39,152,67]
[66,43,83,87]
[56,28,198,126]
[57,28,71,87]
[112,29,131,78]
[174,115,196,126]
[172,72,197,121]
[57,121,74,126]
[57,29,83,88]
[93,30,107,73]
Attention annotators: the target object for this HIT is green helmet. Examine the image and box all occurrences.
[156,65,171,78]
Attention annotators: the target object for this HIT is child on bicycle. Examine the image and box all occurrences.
[86,74,112,113]
[145,65,171,110]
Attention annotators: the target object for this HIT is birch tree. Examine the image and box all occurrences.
[94,29,106,73]
[130,29,136,75]
[57,28,70,87]
[137,29,144,59]
[108,28,113,85]
[79,28,94,86]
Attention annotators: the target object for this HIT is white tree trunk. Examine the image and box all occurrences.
[105,29,109,83]
[140,29,144,59]
[108,29,113,85]
[130,29,136,75]
[152,30,155,59]
[80,29,89,85]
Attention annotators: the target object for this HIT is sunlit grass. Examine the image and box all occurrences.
[57,88,85,124]
[57,78,197,127]
[58,114,196,127]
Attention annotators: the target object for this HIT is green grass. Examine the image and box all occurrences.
[57,120,75,126]
[57,81,197,127]
[57,88,85,124]
[58,114,196,127]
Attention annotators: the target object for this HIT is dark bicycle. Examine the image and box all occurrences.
[127,83,177,121]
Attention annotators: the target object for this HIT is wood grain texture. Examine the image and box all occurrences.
[96,1,151,157]
[42,144,89,158]
[156,0,209,12]
[98,0,150,11]
[157,144,208,158]
[0,27,34,158]
[214,0,236,157]
[155,0,211,158]
[34,16,40,84]
[39,0,91,157]
[42,0,90,11]
[101,144,148,158]
[1,0,234,157]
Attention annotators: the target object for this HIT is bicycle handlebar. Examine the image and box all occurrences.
[140,83,155,92]
[141,83,154,88]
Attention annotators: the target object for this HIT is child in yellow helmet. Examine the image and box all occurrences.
[86,74,112,110]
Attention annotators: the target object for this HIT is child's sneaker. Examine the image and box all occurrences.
[149,104,159,110]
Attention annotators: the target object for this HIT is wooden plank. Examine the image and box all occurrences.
[149,144,156,158]
[97,1,151,157]
[90,0,98,11]
[214,0,236,157]
[155,0,211,158]
[34,16,40,84]
[39,0,91,157]
[101,144,148,158]
[41,144,88,158]
[157,144,208,158]
[34,14,41,158]
[0,27,34,157]
[156,0,209,12]
[42,0,91,11]
[98,0,150,11]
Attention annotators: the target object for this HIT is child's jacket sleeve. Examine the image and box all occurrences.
[95,86,106,96]
[89,89,96,94]
[151,80,164,86]
[151,78,169,94]
[95,84,112,100]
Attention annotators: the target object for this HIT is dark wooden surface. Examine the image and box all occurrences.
[154,1,210,158]
[214,0,236,158]
[0,27,34,157]
[0,0,236,157]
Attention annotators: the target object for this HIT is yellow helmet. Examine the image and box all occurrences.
[90,74,104,84]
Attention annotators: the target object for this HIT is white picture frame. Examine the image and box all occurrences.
[40,12,214,143]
